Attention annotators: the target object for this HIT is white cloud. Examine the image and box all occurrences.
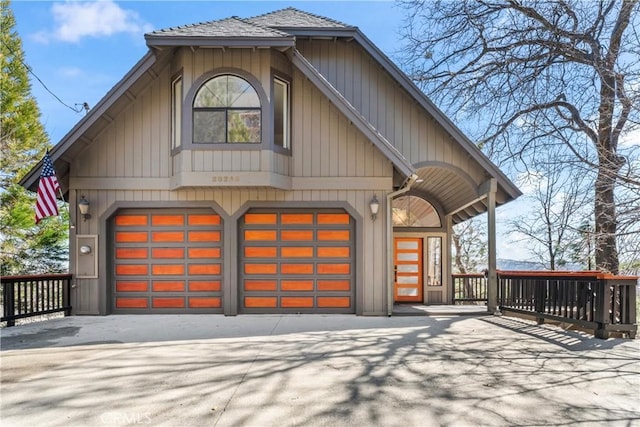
[42,0,153,43]
[58,66,84,78]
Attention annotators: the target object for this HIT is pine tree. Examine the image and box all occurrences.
[0,0,68,275]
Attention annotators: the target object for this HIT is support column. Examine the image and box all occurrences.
[486,179,499,313]
[445,214,453,304]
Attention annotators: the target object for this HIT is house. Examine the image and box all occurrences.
[21,8,521,316]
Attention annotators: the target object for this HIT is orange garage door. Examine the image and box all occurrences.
[112,209,223,313]
[240,209,354,313]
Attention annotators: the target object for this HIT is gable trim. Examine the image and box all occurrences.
[291,49,414,179]
[20,52,159,191]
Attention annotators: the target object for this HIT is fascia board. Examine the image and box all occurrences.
[291,49,414,179]
[352,31,522,200]
[145,35,295,48]
[20,51,158,191]
[270,28,357,38]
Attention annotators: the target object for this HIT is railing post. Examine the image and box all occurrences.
[63,276,71,316]
[3,280,16,327]
[594,278,611,339]
[534,279,546,324]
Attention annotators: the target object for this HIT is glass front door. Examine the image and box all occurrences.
[393,238,423,302]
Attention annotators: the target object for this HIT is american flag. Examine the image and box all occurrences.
[35,151,60,223]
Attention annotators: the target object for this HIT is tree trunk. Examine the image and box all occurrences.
[594,167,620,274]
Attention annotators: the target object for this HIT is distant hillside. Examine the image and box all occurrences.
[497,258,583,271]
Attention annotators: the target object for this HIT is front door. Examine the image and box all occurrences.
[394,238,423,302]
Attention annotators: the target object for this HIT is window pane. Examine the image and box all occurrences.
[397,253,418,261]
[193,111,225,143]
[427,237,442,286]
[194,79,227,108]
[172,76,182,150]
[392,196,441,227]
[228,110,260,143]
[397,264,419,273]
[274,78,289,148]
[398,288,418,296]
[397,241,418,250]
[227,76,260,108]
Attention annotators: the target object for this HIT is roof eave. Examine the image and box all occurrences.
[145,35,296,49]
[268,27,357,39]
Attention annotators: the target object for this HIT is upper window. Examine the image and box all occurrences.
[193,75,261,144]
[273,77,290,149]
[392,196,441,227]
[171,75,182,150]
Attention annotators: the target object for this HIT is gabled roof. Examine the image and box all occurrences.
[22,7,520,218]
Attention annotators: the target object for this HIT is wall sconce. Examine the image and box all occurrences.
[369,195,380,221]
[78,195,91,221]
[79,245,92,255]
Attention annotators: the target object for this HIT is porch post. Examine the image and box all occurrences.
[486,179,499,313]
[445,214,453,304]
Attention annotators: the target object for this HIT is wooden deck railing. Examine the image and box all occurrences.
[497,271,637,339]
[1,274,72,327]
[452,273,487,304]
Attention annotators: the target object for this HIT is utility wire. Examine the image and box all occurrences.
[1,38,87,114]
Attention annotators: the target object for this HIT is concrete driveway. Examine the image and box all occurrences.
[1,314,639,427]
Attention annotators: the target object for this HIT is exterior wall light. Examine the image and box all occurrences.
[78,195,91,221]
[369,195,380,220]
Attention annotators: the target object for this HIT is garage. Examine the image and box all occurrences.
[112,209,223,313]
[239,209,355,313]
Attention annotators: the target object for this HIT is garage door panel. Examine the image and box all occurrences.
[152,297,185,309]
[240,209,354,314]
[116,298,148,309]
[152,215,184,226]
[151,248,185,259]
[116,232,148,243]
[189,248,221,258]
[113,210,223,313]
[152,281,185,292]
[318,297,351,308]
[116,281,149,292]
[115,215,148,226]
[245,297,277,308]
[188,297,221,308]
[189,281,221,292]
[152,231,184,242]
[281,280,314,291]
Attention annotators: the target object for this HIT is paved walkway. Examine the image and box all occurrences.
[1,314,639,427]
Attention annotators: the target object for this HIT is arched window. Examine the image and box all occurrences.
[193,75,261,144]
[392,196,441,227]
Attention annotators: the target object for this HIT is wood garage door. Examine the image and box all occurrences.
[112,209,223,313]
[240,209,354,313]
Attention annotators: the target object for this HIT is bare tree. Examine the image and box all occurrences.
[452,217,487,273]
[398,0,640,274]
[508,150,591,270]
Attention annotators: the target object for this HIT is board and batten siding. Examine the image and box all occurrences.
[75,47,394,183]
[297,39,488,186]
[70,188,389,316]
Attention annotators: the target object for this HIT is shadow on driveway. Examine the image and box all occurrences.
[1,314,639,426]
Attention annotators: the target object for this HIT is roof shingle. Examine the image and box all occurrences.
[247,7,352,29]
[148,16,292,39]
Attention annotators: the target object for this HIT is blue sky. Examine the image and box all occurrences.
[11,0,532,261]
[12,0,406,142]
